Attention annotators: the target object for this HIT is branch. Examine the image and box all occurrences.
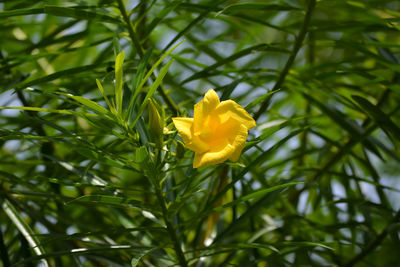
[116,0,143,58]
[152,177,188,267]
[253,0,316,121]
[344,210,400,267]
[117,0,179,116]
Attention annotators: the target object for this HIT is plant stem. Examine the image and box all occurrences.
[254,0,316,121]
[344,210,400,267]
[117,0,143,58]
[152,175,188,267]
[309,87,393,184]
[116,0,179,116]
[0,229,10,267]
[298,31,314,166]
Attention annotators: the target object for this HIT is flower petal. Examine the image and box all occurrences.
[193,144,235,168]
[187,135,209,154]
[228,124,248,162]
[213,117,241,145]
[193,124,248,168]
[174,89,255,168]
[193,89,220,133]
[214,100,256,130]
[172,117,209,153]
[172,117,193,144]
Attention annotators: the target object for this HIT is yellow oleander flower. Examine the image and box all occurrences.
[172,89,256,168]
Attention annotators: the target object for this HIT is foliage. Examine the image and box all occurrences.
[1,0,400,266]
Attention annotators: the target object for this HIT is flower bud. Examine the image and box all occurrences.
[148,98,164,148]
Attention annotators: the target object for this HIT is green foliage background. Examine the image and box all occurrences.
[1,0,400,266]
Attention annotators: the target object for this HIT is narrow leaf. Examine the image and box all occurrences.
[281,241,334,251]
[44,5,122,24]
[68,195,159,214]
[115,51,125,114]
[96,79,117,114]
[130,59,174,129]
[0,8,44,18]
[128,41,182,114]
[220,3,300,14]
[212,182,303,213]
[61,93,112,116]
[181,44,288,84]
[131,249,157,267]
[0,106,79,115]
[2,199,49,267]
[15,63,108,90]
[352,95,400,143]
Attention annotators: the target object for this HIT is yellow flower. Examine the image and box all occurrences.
[172,89,256,168]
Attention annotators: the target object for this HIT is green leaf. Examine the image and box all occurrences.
[145,1,181,39]
[68,195,159,214]
[181,44,289,84]
[0,106,74,115]
[2,199,49,267]
[14,63,109,90]
[130,59,175,129]
[177,3,293,33]
[212,182,303,213]
[133,48,153,92]
[301,92,365,137]
[352,95,400,143]
[210,129,303,207]
[113,36,121,57]
[136,146,149,163]
[0,106,99,121]
[43,5,122,24]
[219,79,242,101]
[0,8,43,18]
[212,178,300,244]
[245,89,281,110]
[220,3,300,14]
[115,50,125,114]
[128,41,183,115]
[281,241,334,251]
[15,245,155,265]
[96,79,117,114]
[131,249,157,267]
[60,93,112,117]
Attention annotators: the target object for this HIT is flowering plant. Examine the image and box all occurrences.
[173,89,255,168]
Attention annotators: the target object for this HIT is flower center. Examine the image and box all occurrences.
[198,115,220,142]
[199,127,213,141]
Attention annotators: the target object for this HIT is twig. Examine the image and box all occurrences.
[116,0,179,116]
[298,31,314,166]
[152,176,188,267]
[253,0,316,121]
[116,0,143,58]
[344,210,400,267]
[0,229,10,267]
[309,82,393,184]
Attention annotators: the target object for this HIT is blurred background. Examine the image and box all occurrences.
[1,0,400,266]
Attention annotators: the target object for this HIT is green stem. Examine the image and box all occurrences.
[309,87,393,184]
[117,0,143,57]
[298,31,314,166]
[254,0,316,121]
[0,228,10,267]
[158,83,179,116]
[344,210,400,267]
[116,0,179,116]
[152,178,188,267]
